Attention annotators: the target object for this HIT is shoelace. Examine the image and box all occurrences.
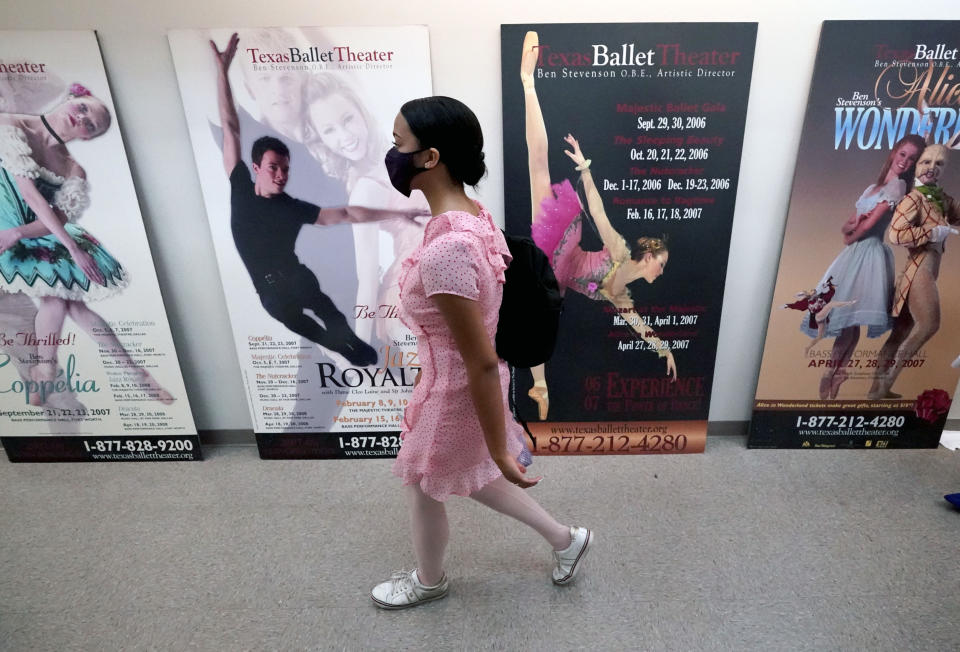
[387,569,415,598]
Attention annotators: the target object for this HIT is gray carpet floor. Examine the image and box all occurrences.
[1,436,958,651]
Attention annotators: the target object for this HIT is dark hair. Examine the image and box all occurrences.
[252,136,290,166]
[875,134,926,189]
[399,96,486,186]
[631,235,668,261]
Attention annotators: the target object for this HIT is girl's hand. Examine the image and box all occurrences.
[0,227,23,255]
[563,133,586,167]
[496,454,541,489]
[68,247,106,286]
[665,351,677,381]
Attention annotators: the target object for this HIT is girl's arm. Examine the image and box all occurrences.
[432,292,539,487]
[12,175,104,284]
[564,134,630,262]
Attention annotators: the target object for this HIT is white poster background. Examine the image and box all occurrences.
[169,27,432,437]
[0,30,196,437]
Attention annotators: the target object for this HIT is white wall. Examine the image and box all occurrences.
[6,0,959,429]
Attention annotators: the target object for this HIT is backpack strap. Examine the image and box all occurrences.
[508,365,537,450]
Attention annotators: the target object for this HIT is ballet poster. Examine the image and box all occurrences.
[750,21,960,449]
[0,31,199,462]
[169,27,432,458]
[501,23,756,454]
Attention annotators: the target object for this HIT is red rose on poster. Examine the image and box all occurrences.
[914,389,952,423]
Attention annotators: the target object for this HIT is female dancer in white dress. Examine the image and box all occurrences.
[806,134,925,399]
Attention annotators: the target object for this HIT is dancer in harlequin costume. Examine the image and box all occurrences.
[0,83,173,405]
[782,277,857,354]
[803,135,925,400]
[868,143,960,399]
[520,30,676,421]
[368,96,593,610]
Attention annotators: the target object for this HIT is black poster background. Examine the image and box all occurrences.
[501,23,756,453]
[750,21,960,449]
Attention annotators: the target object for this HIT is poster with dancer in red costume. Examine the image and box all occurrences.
[501,23,756,455]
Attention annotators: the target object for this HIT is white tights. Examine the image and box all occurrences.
[407,476,571,586]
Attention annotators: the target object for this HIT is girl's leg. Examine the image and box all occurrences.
[829,325,860,398]
[522,31,553,219]
[34,296,69,379]
[65,300,173,404]
[470,476,571,550]
[804,323,825,354]
[406,484,449,586]
[820,325,854,399]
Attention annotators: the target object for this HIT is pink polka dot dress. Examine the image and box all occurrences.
[392,204,524,501]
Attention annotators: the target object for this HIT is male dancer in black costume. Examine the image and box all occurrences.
[212,33,414,366]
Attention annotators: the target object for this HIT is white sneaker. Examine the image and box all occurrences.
[552,526,594,585]
[371,569,449,609]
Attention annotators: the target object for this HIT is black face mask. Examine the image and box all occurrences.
[384,146,428,197]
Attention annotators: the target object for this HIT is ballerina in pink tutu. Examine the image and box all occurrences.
[520,31,676,420]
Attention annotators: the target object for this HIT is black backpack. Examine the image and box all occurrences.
[496,232,563,368]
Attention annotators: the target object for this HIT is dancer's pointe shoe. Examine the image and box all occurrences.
[818,374,832,400]
[528,385,549,420]
[829,369,848,400]
[520,31,539,89]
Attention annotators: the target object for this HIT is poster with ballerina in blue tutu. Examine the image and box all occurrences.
[0,31,199,462]
[750,21,960,449]
[501,23,757,455]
